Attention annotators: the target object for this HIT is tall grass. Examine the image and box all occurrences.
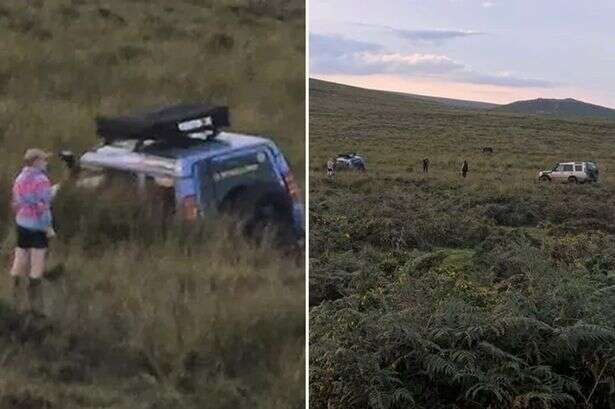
[1,188,305,408]
[0,1,304,408]
[0,0,305,179]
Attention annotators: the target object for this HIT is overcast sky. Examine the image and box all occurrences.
[310,0,615,107]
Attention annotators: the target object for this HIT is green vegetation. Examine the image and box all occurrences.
[309,79,615,409]
[0,1,304,408]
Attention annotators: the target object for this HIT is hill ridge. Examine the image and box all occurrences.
[494,97,615,121]
[310,78,497,110]
[311,78,615,122]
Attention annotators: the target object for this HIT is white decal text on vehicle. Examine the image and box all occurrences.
[213,164,259,182]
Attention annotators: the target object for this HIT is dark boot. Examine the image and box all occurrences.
[26,278,45,316]
[11,276,22,310]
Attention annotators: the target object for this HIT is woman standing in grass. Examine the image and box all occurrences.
[326,157,336,176]
[9,148,56,314]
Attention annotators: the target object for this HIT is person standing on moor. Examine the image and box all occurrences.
[326,157,336,177]
[10,148,56,314]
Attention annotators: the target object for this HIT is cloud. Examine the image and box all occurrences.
[310,33,554,88]
[461,72,554,87]
[310,33,382,57]
[310,33,464,76]
[310,33,385,75]
[389,28,483,42]
[352,22,485,44]
[359,52,465,75]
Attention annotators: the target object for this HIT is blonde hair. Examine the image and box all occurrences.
[23,148,50,167]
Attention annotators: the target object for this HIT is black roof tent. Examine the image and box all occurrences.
[95,103,230,143]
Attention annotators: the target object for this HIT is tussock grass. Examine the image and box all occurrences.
[0,197,305,408]
[1,220,304,408]
[0,1,304,408]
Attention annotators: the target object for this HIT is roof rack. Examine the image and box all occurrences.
[95,103,230,148]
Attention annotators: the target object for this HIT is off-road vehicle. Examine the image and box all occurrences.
[335,153,366,172]
[59,103,304,242]
[537,161,598,183]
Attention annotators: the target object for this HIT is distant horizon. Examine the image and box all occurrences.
[310,0,615,109]
[311,76,615,110]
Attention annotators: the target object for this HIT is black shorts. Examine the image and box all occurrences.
[16,225,48,249]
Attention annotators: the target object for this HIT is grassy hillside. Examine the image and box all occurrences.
[494,98,615,122]
[315,80,615,121]
[392,91,498,110]
[309,79,615,408]
[0,2,304,408]
[312,80,497,112]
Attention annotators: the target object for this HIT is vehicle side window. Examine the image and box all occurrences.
[574,165,582,172]
[208,149,277,203]
[562,165,574,172]
[555,164,565,171]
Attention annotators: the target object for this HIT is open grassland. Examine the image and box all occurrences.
[0,1,305,408]
[309,79,615,409]
[0,0,305,173]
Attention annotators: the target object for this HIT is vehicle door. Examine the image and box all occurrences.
[560,163,574,181]
[196,146,280,210]
[551,163,566,181]
[573,164,584,181]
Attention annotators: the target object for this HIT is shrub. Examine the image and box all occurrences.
[311,257,615,409]
[483,200,541,227]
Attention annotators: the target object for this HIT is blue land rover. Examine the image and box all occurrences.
[64,104,304,243]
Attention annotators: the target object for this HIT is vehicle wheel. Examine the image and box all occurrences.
[250,192,297,245]
[220,184,295,244]
[539,175,550,182]
[568,176,578,184]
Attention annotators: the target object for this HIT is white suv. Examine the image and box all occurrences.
[538,161,598,183]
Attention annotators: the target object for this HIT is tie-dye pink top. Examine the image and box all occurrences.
[12,166,53,232]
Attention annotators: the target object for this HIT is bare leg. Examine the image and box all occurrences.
[30,248,47,280]
[10,248,30,277]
